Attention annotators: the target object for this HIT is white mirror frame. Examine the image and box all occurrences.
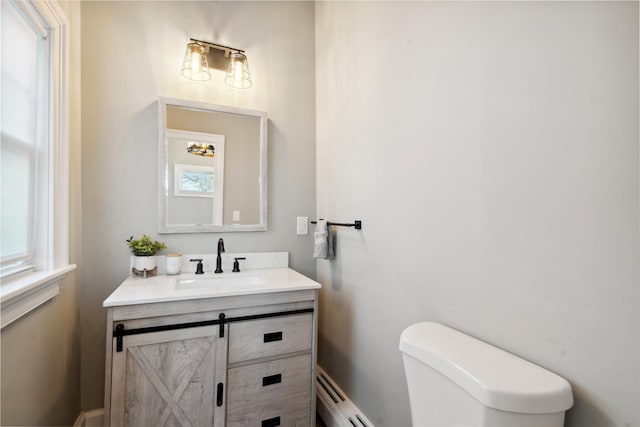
[158,97,268,233]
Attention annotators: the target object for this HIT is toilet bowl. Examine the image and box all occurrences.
[399,322,573,427]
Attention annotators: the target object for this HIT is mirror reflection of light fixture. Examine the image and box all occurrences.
[187,142,215,157]
[180,38,253,89]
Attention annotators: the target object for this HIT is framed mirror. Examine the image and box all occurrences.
[158,97,267,233]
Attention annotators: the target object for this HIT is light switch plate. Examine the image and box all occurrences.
[297,216,309,235]
[233,211,240,222]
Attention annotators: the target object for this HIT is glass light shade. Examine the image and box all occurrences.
[180,43,211,82]
[224,52,252,89]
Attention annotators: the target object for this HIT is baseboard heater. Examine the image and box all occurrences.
[316,366,375,427]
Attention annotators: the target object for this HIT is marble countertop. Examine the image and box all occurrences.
[103,267,321,307]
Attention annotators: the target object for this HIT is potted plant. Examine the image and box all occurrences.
[126,234,166,271]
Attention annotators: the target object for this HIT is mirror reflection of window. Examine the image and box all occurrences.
[174,164,214,195]
[166,129,225,226]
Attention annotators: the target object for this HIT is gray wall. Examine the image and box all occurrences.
[315,2,639,427]
[80,1,316,410]
[0,1,83,425]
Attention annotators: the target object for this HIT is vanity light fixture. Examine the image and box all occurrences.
[180,38,253,89]
[225,52,252,89]
[187,142,215,157]
[180,42,211,82]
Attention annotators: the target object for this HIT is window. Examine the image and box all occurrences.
[0,0,74,328]
[1,0,43,276]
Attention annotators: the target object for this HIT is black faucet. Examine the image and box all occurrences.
[215,238,225,273]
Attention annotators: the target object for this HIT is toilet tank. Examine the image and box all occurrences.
[399,322,574,427]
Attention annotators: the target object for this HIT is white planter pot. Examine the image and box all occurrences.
[133,256,156,271]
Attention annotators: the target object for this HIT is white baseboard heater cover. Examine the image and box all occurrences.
[316,365,375,427]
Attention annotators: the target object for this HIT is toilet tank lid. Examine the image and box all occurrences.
[399,322,573,414]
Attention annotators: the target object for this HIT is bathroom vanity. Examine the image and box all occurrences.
[103,264,320,427]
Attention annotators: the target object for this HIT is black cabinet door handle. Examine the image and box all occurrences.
[115,324,124,352]
[216,383,224,406]
[262,373,282,387]
[218,313,226,338]
[261,416,280,427]
[264,331,283,342]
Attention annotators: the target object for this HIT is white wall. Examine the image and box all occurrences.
[80,1,316,409]
[315,2,639,426]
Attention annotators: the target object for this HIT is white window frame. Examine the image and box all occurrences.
[0,0,75,328]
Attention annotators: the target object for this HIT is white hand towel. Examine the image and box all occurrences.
[327,223,335,259]
[313,220,328,259]
[313,220,334,259]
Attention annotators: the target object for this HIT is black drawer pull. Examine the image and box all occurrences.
[262,416,280,427]
[264,331,282,343]
[262,373,282,387]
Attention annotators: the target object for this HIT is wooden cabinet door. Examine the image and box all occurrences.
[110,325,227,427]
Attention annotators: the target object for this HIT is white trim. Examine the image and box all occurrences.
[10,0,48,38]
[0,264,75,328]
[38,0,71,270]
[73,408,105,427]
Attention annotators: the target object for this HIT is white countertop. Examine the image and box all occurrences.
[103,267,321,307]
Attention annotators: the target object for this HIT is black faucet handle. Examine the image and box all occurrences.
[232,257,246,273]
[190,258,204,274]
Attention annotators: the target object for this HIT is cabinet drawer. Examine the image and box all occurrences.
[228,314,312,363]
[226,354,311,427]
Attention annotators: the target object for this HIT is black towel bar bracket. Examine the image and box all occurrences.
[311,219,362,230]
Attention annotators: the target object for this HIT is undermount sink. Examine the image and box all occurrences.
[176,274,267,290]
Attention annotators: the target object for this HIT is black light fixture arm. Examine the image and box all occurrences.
[189,38,245,54]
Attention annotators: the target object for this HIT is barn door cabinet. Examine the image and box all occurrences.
[103,269,319,427]
[110,323,226,426]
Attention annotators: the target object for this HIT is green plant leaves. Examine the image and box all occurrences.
[126,234,166,256]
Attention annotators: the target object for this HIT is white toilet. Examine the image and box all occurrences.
[399,322,574,427]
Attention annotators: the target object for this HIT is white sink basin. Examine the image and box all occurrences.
[176,274,266,290]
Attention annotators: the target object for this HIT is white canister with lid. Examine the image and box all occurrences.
[166,254,182,275]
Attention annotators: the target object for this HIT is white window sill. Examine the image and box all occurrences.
[0,264,76,329]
